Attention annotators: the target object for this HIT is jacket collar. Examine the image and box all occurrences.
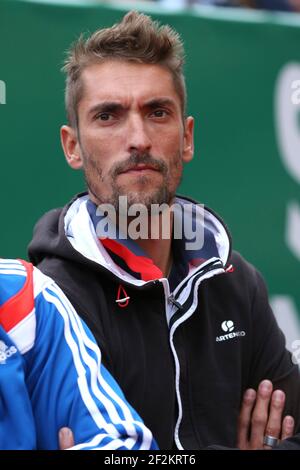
[64,194,231,286]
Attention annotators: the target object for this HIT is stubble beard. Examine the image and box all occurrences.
[81,148,183,214]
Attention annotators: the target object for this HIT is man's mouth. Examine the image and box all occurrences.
[119,164,160,175]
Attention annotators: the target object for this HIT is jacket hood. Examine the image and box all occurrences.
[28,192,232,286]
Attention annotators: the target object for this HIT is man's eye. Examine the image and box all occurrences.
[96,113,111,121]
[152,109,167,118]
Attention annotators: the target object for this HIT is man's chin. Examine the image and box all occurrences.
[115,190,171,212]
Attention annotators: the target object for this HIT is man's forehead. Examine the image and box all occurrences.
[80,61,179,104]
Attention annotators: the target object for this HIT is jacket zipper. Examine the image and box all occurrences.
[166,258,225,450]
[166,258,223,319]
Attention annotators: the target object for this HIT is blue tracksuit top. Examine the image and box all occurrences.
[0,258,157,450]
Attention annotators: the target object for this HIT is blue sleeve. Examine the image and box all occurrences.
[25,282,158,450]
[0,326,36,449]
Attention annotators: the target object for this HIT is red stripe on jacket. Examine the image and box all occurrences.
[101,238,162,281]
[0,260,34,332]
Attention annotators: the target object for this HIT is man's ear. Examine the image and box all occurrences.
[182,116,194,164]
[60,125,83,170]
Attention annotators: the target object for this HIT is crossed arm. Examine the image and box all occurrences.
[59,379,295,450]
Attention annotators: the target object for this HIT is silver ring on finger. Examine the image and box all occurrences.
[263,435,279,448]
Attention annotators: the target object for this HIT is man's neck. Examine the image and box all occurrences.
[135,236,173,278]
[125,210,174,277]
[88,196,175,277]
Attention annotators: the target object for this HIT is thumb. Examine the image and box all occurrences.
[59,427,75,450]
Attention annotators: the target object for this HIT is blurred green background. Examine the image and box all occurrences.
[1,0,300,344]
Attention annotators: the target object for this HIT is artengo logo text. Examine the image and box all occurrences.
[216,320,246,342]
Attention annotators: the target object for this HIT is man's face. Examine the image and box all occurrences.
[62,61,194,210]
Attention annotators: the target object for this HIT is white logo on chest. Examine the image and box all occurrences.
[216,320,246,342]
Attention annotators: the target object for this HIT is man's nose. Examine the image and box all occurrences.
[126,114,151,153]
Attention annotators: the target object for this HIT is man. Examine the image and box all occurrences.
[0,258,157,449]
[28,11,300,449]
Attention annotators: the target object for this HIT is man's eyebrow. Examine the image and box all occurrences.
[87,98,176,117]
[143,98,176,109]
[88,102,126,117]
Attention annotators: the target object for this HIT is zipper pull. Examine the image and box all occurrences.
[225,264,235,273]
[168,294,183,310]
[116,284,130,308]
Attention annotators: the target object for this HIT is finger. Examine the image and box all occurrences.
[281,415,295,441]
[237,388,256,449]
[263,389,285,450]
[250,380,273,449]
[59,427,75,450]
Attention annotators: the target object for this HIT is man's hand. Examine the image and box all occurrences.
[59,427,74,450]
[237,380,295,450]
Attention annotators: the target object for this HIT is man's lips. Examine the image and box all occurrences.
[119,164,160,175]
